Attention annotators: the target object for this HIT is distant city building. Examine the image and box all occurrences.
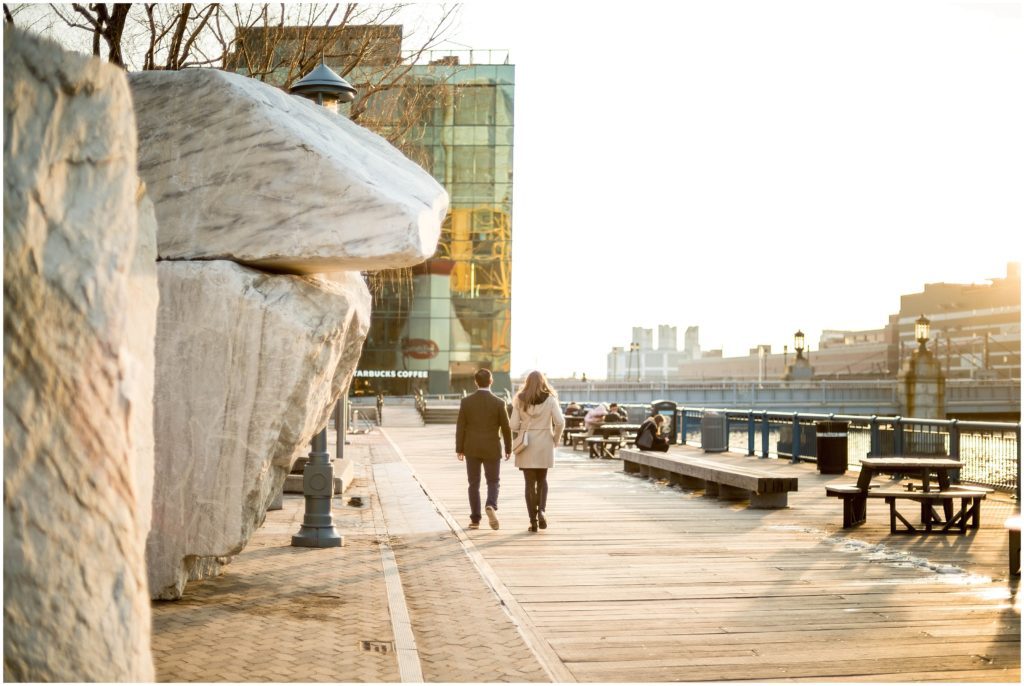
[684,326,701,360]
[608,324,692,380]
[658,325,677,352]
[632,327,654,351]
[889,262,1020,380]
[602,263,1020,382]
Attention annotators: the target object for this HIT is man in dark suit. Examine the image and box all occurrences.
[456,368,512,530]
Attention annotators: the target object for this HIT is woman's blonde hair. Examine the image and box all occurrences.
[516,370,557,411]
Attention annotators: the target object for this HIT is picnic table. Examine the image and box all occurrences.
[593,423,642,438]
[827,456,987,534]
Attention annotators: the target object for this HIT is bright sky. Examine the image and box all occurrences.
[443,1,1023,379]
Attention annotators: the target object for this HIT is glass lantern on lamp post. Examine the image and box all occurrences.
[915,314,931,352]
[793,330,806,360]
[286,56,357,549]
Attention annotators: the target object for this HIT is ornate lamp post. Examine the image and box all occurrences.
[914,314,931,352]
[287,56,357,549]
[793,330,806,359]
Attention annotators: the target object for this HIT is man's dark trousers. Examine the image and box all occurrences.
[465,457,500,524]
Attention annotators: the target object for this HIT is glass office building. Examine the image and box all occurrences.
[229,29,514,396]
[354,59,514,396]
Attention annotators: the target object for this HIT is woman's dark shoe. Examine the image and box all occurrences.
[528,522,539,533]
[538,511,547,529]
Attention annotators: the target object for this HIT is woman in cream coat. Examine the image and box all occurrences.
[510,371,565,533]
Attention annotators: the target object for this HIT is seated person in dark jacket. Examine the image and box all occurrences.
[635,415,670,452]
[603,403,624,423]
[564,401,582,416]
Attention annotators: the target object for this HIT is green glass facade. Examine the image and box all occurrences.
[353,63,515,396]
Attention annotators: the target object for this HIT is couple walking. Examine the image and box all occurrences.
[455,369,565,533]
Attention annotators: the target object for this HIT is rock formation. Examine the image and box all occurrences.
[131,70,446,598]
[129,69,447,273]
[148,262,369,598]
[3,27,156,682]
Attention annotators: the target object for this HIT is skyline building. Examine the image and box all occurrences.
[603,263,1020,383]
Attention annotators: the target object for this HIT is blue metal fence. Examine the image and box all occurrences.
[675,407,1021,497]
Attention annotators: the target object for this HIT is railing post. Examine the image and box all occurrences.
[1016,423,1021,506]
[948,419,961,484]
[747,410,755,456]
[894,416,904,456]
[679,409,687,447]
[869,415,879,457]
[761,411,769,458]
[949,419,960,460]
[792,413,801,464]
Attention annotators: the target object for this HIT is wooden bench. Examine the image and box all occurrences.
[825,484,986,534]
[586,436,621,459]
[621,449,797,509]
[568,431,589,450]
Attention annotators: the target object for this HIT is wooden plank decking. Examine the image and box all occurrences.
[384,425,1021,682]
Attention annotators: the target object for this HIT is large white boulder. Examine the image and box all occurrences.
[148,261,369,599]
[129,69,448,273]
[3,27,156,682]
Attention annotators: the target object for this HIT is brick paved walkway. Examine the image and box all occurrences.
[150,430,548,682]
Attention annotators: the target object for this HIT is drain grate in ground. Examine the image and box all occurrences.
[360,640,393,654]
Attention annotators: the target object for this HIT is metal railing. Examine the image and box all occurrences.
[676,407,1020,497]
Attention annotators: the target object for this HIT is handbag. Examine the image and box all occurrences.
[512,411,532,454]
[635,424,655,450]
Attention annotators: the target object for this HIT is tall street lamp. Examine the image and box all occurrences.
[287,56,357,549]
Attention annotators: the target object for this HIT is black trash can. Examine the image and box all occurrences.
[650,400,678,444]
[815,421,849,474]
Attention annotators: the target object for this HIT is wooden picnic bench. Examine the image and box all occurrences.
[587,436,622,459]
[825,482,988,534]
[621,448,797,509]
[568,431,589,450]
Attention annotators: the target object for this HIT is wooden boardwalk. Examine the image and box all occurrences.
[384,425,1021,682]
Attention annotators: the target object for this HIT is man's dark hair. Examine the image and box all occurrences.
[474,368,493,388]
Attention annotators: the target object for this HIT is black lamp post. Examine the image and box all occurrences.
[287,56,357,549]
[915,314,931,352]
[793,330,806,360]
[288,54,356,111]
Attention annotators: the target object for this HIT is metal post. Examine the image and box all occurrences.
[894,416,904,456]
[791,413,801,464]
[747,410,755,456]
[761,411,769,458]
[334,399,343,462]
[680,409,687,447]
[1016,423,1021,506]
[292,427,342,548]
[949,419,961,484]
[869,415,879,457]
[949,419,960,460]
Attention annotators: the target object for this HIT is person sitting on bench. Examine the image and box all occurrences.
[603,403,624,423]
[584,403,608,435]
[635,415,670,452]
